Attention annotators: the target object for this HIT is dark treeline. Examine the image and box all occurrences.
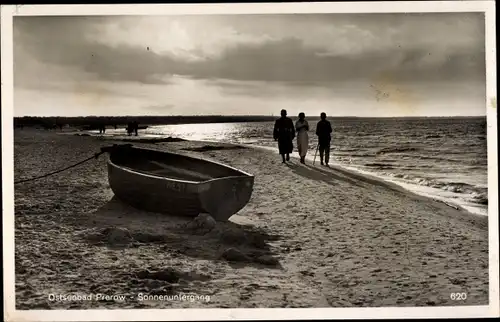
[14,115,485,130]
[14,115,278,129]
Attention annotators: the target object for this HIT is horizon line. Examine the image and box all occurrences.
[13,115,487,118]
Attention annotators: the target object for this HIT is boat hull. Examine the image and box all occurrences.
[106,145,254,221]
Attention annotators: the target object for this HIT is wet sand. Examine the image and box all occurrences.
[13,128,488,309]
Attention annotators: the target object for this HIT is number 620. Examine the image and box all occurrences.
[450,293,467,300]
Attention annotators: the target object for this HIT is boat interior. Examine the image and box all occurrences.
[110,146,248,182]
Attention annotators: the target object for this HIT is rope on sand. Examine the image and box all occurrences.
[14,151,105,185]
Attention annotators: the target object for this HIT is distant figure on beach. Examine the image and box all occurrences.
[127,122,138,136]
[133,121,139,136]
[273,109,295,163]
[295,112,309,164]
[99,124,106,134]
[42,123,58,131]
[127,123,132,136]
[316,112,333,166]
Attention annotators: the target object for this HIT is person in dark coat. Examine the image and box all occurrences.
[127,122,133,136]
[315,112,333,166]
[273,109,295,163]
[133,121,139,136]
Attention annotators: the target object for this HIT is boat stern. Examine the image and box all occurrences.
[198,175,254,221]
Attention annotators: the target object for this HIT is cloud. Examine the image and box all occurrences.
[13,13,486,118]
[145,104,176,112]
[14,13,485,89]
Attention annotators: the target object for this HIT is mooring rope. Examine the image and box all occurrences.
[14,151,105,185]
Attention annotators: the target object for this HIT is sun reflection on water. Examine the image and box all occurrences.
[144,122,274,144]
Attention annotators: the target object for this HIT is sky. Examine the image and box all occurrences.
[13,13,486,117]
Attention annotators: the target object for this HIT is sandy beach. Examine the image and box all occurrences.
[13,128,489,309]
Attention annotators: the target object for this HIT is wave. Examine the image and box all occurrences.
[415,155,461,163]
[376,146,420,155]
[413,155,487,167]
[424,134,444,139]
[337,148,362,152]
[467,165,488,170]
[370,172,488,206]
[398,176,477,193]
[334,152,376,158]
[363,163,395,170]
[344,166,488,215]
[469,192,488,205]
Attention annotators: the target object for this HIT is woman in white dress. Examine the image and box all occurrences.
[295,112,309,164]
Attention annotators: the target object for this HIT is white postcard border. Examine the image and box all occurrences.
[2,1,498,321]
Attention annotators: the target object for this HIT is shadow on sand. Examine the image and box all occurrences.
[71,197,283,270]
[181,145,248,153]
[285,161,364,188]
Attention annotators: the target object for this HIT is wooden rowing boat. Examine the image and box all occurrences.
[101,144,254,221]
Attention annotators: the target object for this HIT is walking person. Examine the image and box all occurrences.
[295,112,309,164]
[127,122,133,136]
[273,109,295,163]
[133,121,139,136]
[315,112,333,166]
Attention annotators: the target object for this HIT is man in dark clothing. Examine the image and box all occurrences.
[273,109,295,163]
[133,121,139,136]
[127,122,133,136]
[315,112,332,166]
